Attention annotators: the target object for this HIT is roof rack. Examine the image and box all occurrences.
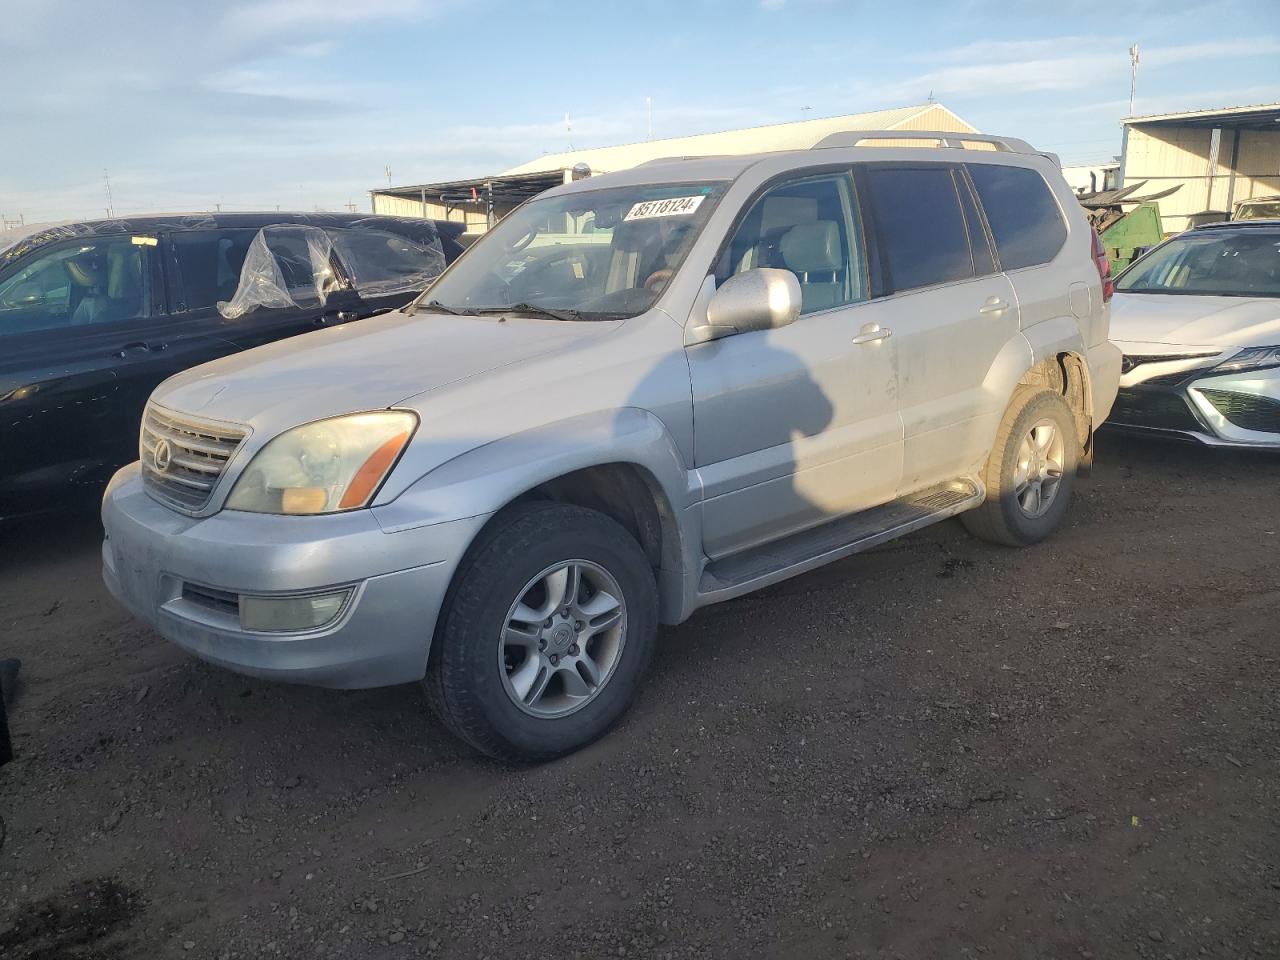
[636,154,734,167]
[813,130,1040,154]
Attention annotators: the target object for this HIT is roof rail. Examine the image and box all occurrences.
[813,130,1040,154]
[636,154,733,166]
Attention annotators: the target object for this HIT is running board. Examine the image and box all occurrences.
[695,479,984,607]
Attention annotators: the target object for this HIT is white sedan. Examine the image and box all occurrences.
[1108,221,1280,448]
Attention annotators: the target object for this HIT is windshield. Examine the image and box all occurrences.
[1235,200,1280,221]
[418,182,725,319]
[1116,229,1280,297]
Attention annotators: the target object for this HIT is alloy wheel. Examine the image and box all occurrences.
[1013,418,1066,519]
[498,560,627,718]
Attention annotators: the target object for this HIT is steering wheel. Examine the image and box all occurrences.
[644,267,674,291]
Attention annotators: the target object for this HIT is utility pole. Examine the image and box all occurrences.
[103,169,114,218]
[1128,43,1140,117]
[565,112,573,151]
[646,97,653,141]
[384,165,393,187]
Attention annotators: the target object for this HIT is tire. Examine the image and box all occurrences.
[962,387,1080,547]
[424,502,658,762]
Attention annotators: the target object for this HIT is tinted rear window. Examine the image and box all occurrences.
[968,164,1067,270]
[331,229,437,286]
[864,166,974,292]
[170,230,258,311]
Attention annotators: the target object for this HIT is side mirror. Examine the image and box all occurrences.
[687,268,801,344]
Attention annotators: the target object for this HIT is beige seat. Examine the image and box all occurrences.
[780,220,844,312]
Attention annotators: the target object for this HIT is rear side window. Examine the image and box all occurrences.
[170,230,258,312]
[967,164,1067,270]
[330,229,438,286]
[863,166,974,293]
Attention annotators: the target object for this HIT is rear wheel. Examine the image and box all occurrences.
[962,387,1080,547]
[425,502,657,761]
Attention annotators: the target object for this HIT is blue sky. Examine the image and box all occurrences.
[2,0,1277,223]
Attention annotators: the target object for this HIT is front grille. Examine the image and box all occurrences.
[1198,389,1280,434]
[140,404,247,513]
[1121,352,1220,385]
[1109,387,1205,433]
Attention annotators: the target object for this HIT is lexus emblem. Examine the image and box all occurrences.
[153,438,173,474]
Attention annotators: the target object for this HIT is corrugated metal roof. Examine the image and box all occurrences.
[1123,102,1280,127]
[375,170,564,202]
[501,103,976,176]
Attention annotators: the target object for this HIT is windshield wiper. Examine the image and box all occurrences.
[472,303,591,322]
[406,300,479,317]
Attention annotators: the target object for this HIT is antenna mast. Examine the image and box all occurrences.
[1128,44,1140,116]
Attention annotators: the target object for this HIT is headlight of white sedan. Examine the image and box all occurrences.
[225,411,417,515]
[1215,345,1280,375]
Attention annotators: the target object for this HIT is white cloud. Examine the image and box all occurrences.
[216,0,436,44]
[1147,38,1280,64]
[872,35,1280,102]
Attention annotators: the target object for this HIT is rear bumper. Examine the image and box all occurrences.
[102,464,490,688]
[1087,340,1123,426]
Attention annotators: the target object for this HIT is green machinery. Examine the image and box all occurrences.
[1078,181,1180,275]
[1099,201,1165,274]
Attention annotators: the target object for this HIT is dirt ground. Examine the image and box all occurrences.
[1,432,1277,960]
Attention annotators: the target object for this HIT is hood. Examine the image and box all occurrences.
[1110,293,1280,350]
[153,310,619,433]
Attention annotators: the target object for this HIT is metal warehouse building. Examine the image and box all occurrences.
[371,102,976,242]
[1120,102,1280,233]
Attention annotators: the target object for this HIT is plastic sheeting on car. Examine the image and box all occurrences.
[0,215,224,266]
[216,225,337,320]
[216,222,447,320]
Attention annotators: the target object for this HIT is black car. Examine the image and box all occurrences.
[0,212,464,520]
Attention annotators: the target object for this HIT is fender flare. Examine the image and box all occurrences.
[978,320,1092,458]
[373,407,697,617]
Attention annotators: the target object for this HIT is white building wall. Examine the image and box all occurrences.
[1123,124,1280,232]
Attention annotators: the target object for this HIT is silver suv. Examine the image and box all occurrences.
[103,131,1121,760]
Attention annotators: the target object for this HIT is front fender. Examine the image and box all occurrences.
[372,407,698,619]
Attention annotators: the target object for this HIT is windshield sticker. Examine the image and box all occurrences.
[623,196,706,221]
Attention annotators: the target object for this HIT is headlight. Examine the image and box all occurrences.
[225,411,417,515]
[1215,345,1280,375]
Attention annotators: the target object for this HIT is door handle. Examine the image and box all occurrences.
[979,297,1009,314]
[112,341,166,359]
[852,323,892,344]
[113,341,151,358]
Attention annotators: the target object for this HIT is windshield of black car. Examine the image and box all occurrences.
[1117,230,1280,297]
[417,182,725,319]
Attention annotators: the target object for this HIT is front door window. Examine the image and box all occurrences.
[0,236,154,336]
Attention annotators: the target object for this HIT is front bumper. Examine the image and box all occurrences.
[102,464,490,688]
[1106,351,1280,449]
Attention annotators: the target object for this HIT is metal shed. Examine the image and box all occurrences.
[1119,103,1280,233]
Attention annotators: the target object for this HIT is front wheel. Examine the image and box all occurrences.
[425,502,658,761]
[962,387,1080,547]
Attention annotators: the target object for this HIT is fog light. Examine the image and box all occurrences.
[240,590,352,633]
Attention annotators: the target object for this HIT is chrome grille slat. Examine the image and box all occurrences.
[140,403,247,514]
